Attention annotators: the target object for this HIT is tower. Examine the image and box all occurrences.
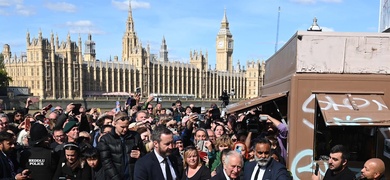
[216,9,234,72]
[121,0,143,66]
[159,36,168,61]
[2,44,11,60]
[84,33,96,61]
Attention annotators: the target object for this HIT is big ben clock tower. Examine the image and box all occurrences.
[216,9,234,72]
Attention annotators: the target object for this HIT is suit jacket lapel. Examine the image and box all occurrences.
[263,159,275,179]
[169,155,180,177]
[151,152,165,179]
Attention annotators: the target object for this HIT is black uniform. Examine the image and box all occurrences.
[19,146,59,179]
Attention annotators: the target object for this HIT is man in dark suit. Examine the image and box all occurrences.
[211,151,243,180]
[134,125,183,180]
[243,138,291,180]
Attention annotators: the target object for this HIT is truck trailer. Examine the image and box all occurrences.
[226,31,390,179]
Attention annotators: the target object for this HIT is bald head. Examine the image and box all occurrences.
[361,158,385,180]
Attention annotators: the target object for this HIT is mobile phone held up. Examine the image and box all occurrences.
[136,87,141,95]
[314,163,319,175]
[115,101,120,113]
[42,104,52,111]
[72,103,82,115]
[235,145,242,153]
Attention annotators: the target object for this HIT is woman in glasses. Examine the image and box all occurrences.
[53,143,91,180]
[182,146,211,180]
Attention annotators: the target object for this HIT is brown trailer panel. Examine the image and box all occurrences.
[258,31,390,179]
[287,74,390,179]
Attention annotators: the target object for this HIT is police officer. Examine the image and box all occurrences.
[19,123,58,179]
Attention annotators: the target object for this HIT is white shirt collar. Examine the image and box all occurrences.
[154,150,165,163]
[223,168,232,180]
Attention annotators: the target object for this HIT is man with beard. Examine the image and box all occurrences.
[134,125,183,180]
[243,138,291,180]
[312,144,355,180]
[0,131,30,179]
[258,114,288,163]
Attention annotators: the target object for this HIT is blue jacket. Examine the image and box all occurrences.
[243,159,291,180]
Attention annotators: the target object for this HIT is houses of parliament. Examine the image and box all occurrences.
[2,4,264,101]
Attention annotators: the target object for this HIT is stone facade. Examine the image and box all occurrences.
[3,4,264,100]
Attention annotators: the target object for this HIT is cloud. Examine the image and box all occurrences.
[65,20,93,27]
[63,20,105,34]
[111,0,150,11]
[290,0,342,4]
[0,0,12,7]
[321,26,334,32]
[44,2,76,13]
[0,0,34,16]
[15,3,35,16]
[0,9,8,15]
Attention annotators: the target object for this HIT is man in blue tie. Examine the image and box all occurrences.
[243,138,291,180]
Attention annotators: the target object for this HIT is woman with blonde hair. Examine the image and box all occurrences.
[182,146,211,180]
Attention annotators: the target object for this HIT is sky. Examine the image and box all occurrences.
[0,0,382,68]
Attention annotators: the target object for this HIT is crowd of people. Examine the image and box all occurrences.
[0,95,386,180]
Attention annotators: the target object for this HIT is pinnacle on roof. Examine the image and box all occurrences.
[307,17,322,31]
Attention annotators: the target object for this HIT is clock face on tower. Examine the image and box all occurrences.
[218,41,224,48]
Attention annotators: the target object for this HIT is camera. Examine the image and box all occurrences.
[246,117,260,133]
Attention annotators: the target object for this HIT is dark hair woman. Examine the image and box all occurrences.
[52,143,91,180]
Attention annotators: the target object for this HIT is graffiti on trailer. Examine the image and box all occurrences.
[302,94,389,114]
[291,94,388,179]
[302,94,389,125]
[291,149,329,180]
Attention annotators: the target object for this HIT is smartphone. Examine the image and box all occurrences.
[197,114,205,121]
[132,146,139,150]
[25,118,31,131]
[136,87,141,95]
[43,104,52,111]
[30,97,39,103]
[314,163,319,175]
[24,170,31,176]
[235,145,242,153]
[196,140,205,151]
[72,103,82,115]
[115,101,120,113]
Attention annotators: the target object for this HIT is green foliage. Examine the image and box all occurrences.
[0,53,12,88]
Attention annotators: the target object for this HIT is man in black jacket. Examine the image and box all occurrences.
[98,112,146,180]
[19,123,58,179]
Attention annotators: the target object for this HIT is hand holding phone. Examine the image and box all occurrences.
[130,146,140,159]
[43,104,52,111]
[71,103,82,115]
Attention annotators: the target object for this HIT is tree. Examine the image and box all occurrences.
[0,53,12,88]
